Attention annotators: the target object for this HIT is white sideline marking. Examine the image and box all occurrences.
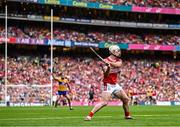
[1,114,180,121]
[134,114,180,117]
[0,116,112,121]
[1,126,180,127]
[0,115,180,127]
[0,114,180,121]
[135,114,169,116]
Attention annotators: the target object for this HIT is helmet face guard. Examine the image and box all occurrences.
[109,45,121,57]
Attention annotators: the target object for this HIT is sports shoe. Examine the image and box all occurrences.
[84,116,92,121]
[125,116,133,119]
[69,107,74,110]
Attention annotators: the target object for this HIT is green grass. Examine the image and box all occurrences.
[0,106,180,127]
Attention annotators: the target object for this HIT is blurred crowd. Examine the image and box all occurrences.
[88,0,180,8]
[0,54,179,105]
[0,25,179,45]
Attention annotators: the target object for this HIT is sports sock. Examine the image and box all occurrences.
[89,111,94,117]
[125,112,130,117]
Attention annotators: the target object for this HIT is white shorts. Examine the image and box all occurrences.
[102,83,122,94]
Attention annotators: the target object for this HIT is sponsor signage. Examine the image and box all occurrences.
[129,44,175,51]
[16,38,44,45]
[61,18,76,22]
[74,42,98,47]
[76,19,91,23]
[168,24,180,29]
[153,24,168,28]
[120,22,136,27]
[132,6,180,15]
[64,40,73,47]
[48,40,73,47]
[44,0,60,4]
[16,38,30,44]
[48,40,64,46]
[72,1,87,7]
[0,37,16,43]
[137,23,153,28]
[176,45,180,51]
[114,5,132,11]
[99,42,128,49]
[99,3,113,9]
[29,39,44,45]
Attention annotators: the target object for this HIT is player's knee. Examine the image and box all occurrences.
[66,96,70,101]
[101,101,108,106]
[123,97,130,104]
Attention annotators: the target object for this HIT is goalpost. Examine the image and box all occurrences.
[4,5,7,107]
[50,8,54,106]
[3,6,54,106]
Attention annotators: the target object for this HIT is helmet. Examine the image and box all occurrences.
[109,45,121,56]
[109,45,120,52]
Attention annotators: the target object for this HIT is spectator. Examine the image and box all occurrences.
[0,53,179,104]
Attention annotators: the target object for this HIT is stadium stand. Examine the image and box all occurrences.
[0,24,179,45]
[0,51,179,104]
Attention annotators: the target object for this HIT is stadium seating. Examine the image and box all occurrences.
[0,55,179,104]
[0,26,179,45]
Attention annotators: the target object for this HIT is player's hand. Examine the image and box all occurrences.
[105,61,111,67]
[103,59,110,66]
[105,62,110,67]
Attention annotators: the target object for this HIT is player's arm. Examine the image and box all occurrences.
[52,74,59,81]
[66,83,71,92]
[100,61,110,77]
[108,60,122,68]
[103,64,110,77]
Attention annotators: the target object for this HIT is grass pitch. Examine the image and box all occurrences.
[0,106,180,127]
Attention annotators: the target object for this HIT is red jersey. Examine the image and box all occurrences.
[103,57,121,85]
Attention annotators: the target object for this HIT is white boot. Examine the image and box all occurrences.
[84,116,92,121]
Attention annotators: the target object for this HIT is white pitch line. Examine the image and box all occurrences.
[0,116,112,121]
[134,114,180,117]
[1,126,180,127]
[1,114,180,121]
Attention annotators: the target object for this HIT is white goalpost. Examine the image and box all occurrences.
[4,5,7,106]
[50,8,54,106]
[2,6,54,107]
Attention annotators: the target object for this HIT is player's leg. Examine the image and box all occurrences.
[88,96,93,106]
[55,92,62,107]
[55,96,59,107]
[85,91,111,121]
[88,100,90,106]
[91,95,94,106]
[114,89,132,119]
[64,94,73,110]
[91,98,94,106]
